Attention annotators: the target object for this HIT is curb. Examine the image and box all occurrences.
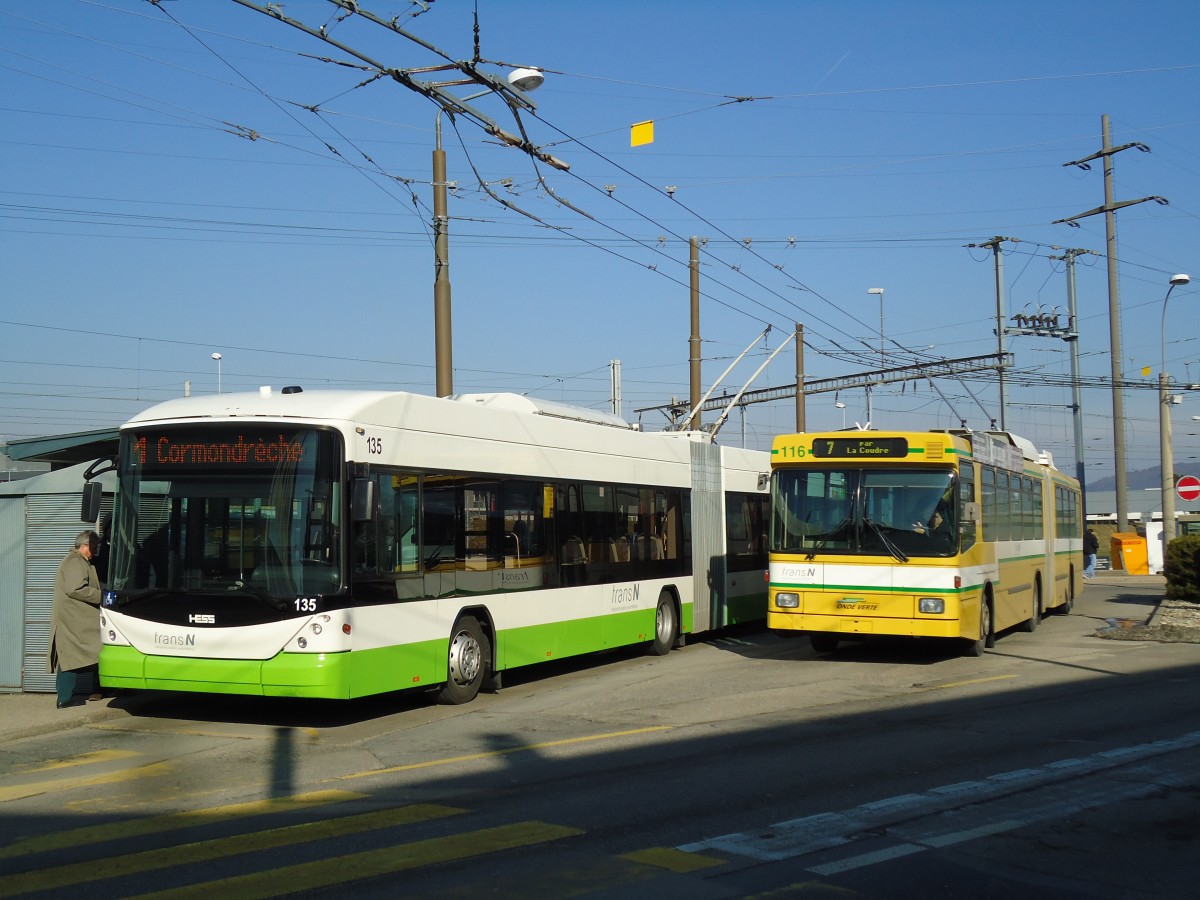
[0,693,145,746]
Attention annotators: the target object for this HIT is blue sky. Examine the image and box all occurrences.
[2,0,1199,489]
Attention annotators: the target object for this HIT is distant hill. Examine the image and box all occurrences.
[1088,466,1161,491]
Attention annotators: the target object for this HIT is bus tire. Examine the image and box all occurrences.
[1059,571,1075,615]
[438,616,490,705]
[1021,580,1042,632]
[650,592,678,656]
[809,633,839,653]
[965,596,993,658]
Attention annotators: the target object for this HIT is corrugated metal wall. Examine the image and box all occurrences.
[0,499,26,691]
[23,495,109,693]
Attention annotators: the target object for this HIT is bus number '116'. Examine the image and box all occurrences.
[776,444,807,459]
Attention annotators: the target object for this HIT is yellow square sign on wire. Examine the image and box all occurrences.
[631,120,654,147]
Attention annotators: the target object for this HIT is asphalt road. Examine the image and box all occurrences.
[1,575,1197,898]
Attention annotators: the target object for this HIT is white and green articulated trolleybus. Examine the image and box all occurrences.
[87,388,769,703]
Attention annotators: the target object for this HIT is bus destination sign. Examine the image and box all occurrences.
[811,437,909,459]
[131,432,307,468]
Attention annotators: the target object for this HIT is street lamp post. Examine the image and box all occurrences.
[433,68,546,398]
[835,401,846,428]
[867,288,885,367]
[1159,273,1191,543]
[211,352,222,394]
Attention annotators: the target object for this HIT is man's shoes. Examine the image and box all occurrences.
[87,693,104,702]
[56,696,85,709]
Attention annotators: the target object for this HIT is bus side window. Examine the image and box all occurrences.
[959,464,977,551]
[557,484,587,584]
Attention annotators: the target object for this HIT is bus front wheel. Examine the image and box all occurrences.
[438,616,490,705]
[965,598,993,658]
[650,593,678,656]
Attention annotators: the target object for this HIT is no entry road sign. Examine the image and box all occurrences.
[1177,475,1200,502]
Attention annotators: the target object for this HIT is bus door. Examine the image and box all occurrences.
[421,476,462,599]
[388,476,423,600]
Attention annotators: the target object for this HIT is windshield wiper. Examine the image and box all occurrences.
[806,515,853,560]
[114,588,174,607]
[225,581,292,611]
[863,516,909,563]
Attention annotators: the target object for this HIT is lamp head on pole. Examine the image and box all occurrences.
[507,68,545,93]
[1170,273,1190,288]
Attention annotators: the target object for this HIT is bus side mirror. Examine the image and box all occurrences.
[352,479,376,523]
[82,482,102,523]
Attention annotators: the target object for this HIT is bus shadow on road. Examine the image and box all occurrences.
[101,643,661,731]
[801,636,976,665]
[103,688,441,730]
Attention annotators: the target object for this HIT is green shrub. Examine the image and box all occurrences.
[1164,535,1200,603]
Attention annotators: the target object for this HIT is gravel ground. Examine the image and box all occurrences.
[1097,597,1200,643]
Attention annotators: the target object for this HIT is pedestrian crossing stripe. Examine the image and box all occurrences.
[128,821,585,900]
[0,761,174,805]
[619,847,725,873]
[0,790,364,861]
[0,803,463,897]
[19,749,143,774]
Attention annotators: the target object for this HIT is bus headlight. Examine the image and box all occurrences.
[918,598,945,614]
[775,592,800,609]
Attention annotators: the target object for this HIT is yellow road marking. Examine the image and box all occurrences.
[929,674,1018,690]
[130,821,584,900]
[0,761,174,805]
[20,749,142,773]
[620,846,726,872]
[337,725,672,780]
[0,790,363,860]
[0,803,463,897]
[91,722,311,740]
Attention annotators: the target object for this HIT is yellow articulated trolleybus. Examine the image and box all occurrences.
[768,429,1083,656]
[87,389,769,703]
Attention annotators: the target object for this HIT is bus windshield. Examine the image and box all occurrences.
[771,467,957,559]
[109,426,343,601]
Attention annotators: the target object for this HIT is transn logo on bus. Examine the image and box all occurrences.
[155,633,196,647]
[611,584,640,606]
[189,614,216,624]
[779,565,817,580]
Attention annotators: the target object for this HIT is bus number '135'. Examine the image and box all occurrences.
[366,436,383,454]
[295,598,318,612]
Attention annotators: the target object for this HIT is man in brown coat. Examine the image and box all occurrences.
[48,530,103,708]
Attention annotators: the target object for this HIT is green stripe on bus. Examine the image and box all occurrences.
[774,582,968,595]
[101,601,699,700]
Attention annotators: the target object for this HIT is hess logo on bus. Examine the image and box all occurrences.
[189,614,216,624]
